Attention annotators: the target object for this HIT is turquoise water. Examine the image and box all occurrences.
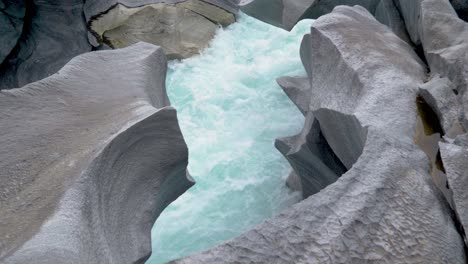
[147,14,313,264]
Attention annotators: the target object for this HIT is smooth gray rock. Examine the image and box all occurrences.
[418,76,463,138]
[313,108,367,170]
[300,33,312,77]
[174,6,465,263]
[0,0,92,89]
[275,112,347,198]
[440,141,468,245]
[0,42,193,264]
[240,0,381,30]
[84,0,237,58]
[276,76,310,115]
[0,0,25,64]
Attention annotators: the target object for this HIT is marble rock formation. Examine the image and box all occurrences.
[0,0,24,64]
[0,42,193,264]
[85,0,237,59]
[173,6,466,263]
[0,0,92,89]
[396,0,468,246]
[239,0,406,35]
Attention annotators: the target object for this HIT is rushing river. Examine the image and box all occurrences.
[147,13,313,264]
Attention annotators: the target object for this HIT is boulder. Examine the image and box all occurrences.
[173,6,465,263]
[275,112,347,198]
[276,76,310,115]
[0,42,193,264]
[418,76,464,138]
[0,0,92,89]
[85,0,236,59]
[0,0,24,64]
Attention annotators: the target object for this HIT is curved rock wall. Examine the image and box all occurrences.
[173,6,466,263]
[0,42,193,264]
[87,0,236,59]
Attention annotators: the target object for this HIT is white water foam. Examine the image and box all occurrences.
[147,13,314,264]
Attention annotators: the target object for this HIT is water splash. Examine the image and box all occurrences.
[147,13,313,264]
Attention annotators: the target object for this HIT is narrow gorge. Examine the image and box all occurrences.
[148,14,312,263]
[1,0,468,264]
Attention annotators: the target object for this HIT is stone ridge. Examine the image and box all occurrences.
[0,42,193,264]
[173,5,466,263]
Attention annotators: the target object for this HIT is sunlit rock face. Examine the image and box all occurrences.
[173,6,466,263]
[0,43,193,264]
[86,0,236,59]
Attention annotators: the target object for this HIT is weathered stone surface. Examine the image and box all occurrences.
[0,0,92,89]
[275,112,347,198]
[240,0,382,30]
[174,6,465,263]
[418,76,464,138]
[0,42,193,264]
[276,76,310,114]
[0,0,24,64]
[440,141,468,245]
[85,0,236,59]
[420,0,468,89]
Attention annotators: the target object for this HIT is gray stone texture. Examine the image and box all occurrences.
[418,76,464,138]
[0,0,92,89]
[173,6,465,263]
[440,140,468,245]
[0,42,193,264]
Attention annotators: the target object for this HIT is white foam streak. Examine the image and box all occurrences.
[147,14,314,264]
